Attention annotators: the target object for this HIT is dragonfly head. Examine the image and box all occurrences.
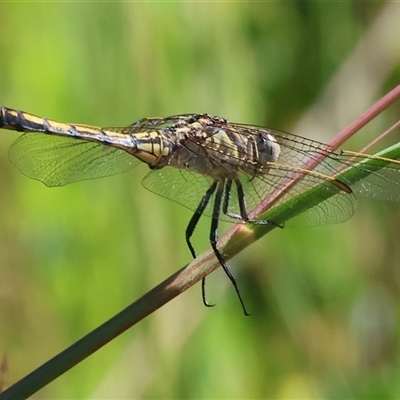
[256,131,281,165]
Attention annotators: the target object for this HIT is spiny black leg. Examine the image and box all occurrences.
[223,178,250,222]
[185,181,218,307]
[185,181,217,258]
[235,178,249,221]
[235,178,284,228]
[211,181,250,316]
[223,178,244,221]
[222,179,232,215]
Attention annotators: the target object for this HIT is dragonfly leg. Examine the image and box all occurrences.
[234,178,284,228]
[211,181,250,316]
[222,178,249,221]
[234,178,250,221]
[186,181,218,307]
[223,177,266,224]
[222,179,242,220]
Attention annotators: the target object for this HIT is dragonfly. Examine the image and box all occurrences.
[1,106,400,315]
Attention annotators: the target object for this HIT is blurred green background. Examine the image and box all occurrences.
[1,2,400,399]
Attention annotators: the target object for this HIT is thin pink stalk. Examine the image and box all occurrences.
[329,85,400,150]
[356,119,400,155]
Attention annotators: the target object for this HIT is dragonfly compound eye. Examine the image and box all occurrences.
[256,133,281,164]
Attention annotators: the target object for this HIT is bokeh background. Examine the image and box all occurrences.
[1,2,400,399]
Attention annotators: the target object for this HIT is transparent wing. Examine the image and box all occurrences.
[229,123,400,202]
[237,169,357,227]
[142,163,357,227]
[335,151,400,202]
[9,133,139,187]
[142,167,215,214]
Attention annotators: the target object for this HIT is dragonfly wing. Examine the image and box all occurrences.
[278,180,357,227]
[9,133,139,187]
[232,169,357,227]
[351,171,400,201]
[141,166,221,218]
[246,126,400,204]
[142,169,270,222]
[142,164,356,226]
[335,153,400,202]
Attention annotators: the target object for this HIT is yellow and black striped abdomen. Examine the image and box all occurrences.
[0,106,136,151]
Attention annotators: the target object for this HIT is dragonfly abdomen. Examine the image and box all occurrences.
[0,106,180,169]
[0,106,139,149]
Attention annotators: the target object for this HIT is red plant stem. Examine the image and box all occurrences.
[329,85,400,149]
